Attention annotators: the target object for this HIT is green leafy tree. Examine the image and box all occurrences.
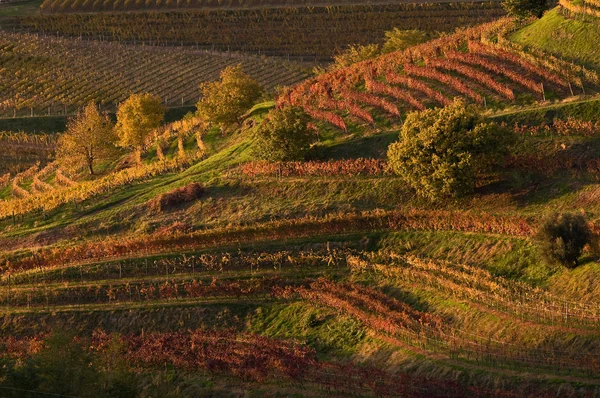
[536,212,593,268]
[96,335,139,398]
[329,44,380,70]
[196,64,263,132]
[387,101,512,201]
[115,93,166,163]
[253,106,315,161]
[382,29,432,53]
[502,0,549,18]
[56,102,117,175]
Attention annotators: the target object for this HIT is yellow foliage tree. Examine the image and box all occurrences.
[56,102,117,175]
[196,64,263,132]
[115,93,166,163]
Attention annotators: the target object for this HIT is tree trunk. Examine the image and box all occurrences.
[88,161,94,175]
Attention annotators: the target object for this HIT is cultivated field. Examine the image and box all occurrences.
[2,1,600,396]
[0,31,309,118]
[8,3,505,57]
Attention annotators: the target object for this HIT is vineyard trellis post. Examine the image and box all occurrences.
[541,83,546,101]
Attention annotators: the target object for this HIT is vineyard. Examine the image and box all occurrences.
[3,2,600,396]
[559,0,600,19]
[35,0,505,13]
[0,131,56,175]
[0,113,209,208]
[7,2,506,58]
[1,236,600,395]
[278,17,599,130]
[0,31,308,118]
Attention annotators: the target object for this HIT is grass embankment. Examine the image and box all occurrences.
[2,242,600,392]
[511,8,600,69]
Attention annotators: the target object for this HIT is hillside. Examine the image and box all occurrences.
[2,3,600,396]
[279,17,598,131]
[0,31,308,118]
[5,2,505,58]
[511,7,600,69]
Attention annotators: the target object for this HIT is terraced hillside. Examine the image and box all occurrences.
[511,6,600,69]
[280,18,599,131]
[0,31,308,118]
[3,7,600,397]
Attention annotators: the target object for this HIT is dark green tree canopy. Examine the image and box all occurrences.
[536,212,593,268]
[502,0,550,18]
[387,100,512,201]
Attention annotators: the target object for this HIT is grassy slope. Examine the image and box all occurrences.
[511,8,600,69]
[0,0,42,18]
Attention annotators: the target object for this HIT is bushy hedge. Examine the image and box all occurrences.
[148,182,205,212]
[536,212,593,268]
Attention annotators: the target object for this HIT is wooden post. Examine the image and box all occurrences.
[541,83,546,102]
[6,273,10,310]
[568,82,574,97]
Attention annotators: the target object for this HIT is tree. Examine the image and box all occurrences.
[382,29,432,54]
[253,106,315,161]
[56,102,116,175]
[196,64,263,132]
[115,93,166,163]
[387,101,512,201]
[329,44,380,70]
[536,212,593,268]
[502,0,549,18]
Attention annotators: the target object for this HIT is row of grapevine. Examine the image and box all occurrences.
[0,275,300,308]
[10,163,39,198]
[3,247,349,285]
[239,159,390,177]
[402,62,484,103]
[424,57,515,100]
[384,72,452,106]
[559,0,600,19]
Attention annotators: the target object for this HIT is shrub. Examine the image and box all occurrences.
[148,182,205,212]
[387,101,512,201]
[536,212,593,268]
[502,0,550,18]
[253,106,315,162]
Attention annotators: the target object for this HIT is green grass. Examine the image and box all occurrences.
[248,302,367,359]
[491,96,600,125]
[0,0,42,18]
[510,8,600,69]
